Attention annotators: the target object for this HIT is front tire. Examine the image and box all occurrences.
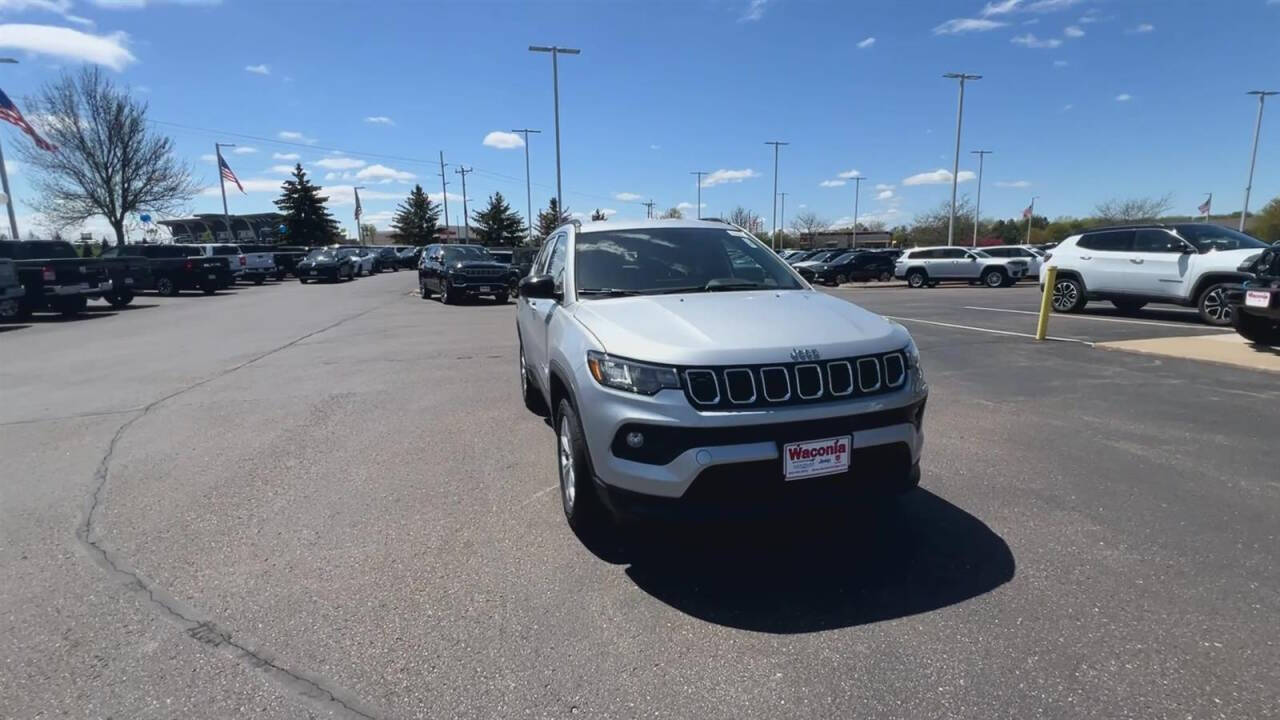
[105,290,134,308]
[556,399,607,536]
[983,268,1007,288]
[1197,283,1233,326]
[419,280,430,298]
[155,276,179,297]
[878,271,892,282]
[1052,276,1087,313]
[493,291,508,304]
[906,270,928,289]
[1233,310,1280,346]
[440,279,454,304]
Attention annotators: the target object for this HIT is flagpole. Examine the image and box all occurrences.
[215,143,234,243]
[1204,192,1212,223]
[1024,196,1037,245]
[353,186,364,243]
[0,138,18,240]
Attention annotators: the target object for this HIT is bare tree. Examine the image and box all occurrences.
[1093,194,1173,223]
[909,196,974,247]
[18,67,197,244]
[590,208,607,221]
[660,207,683,219]
[790,210,828,239]
[726,206,764,234]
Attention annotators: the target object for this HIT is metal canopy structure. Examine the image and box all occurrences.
[157,213,285,243]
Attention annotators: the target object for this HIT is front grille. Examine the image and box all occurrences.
[680,350,909,411]
[460,268,505,279]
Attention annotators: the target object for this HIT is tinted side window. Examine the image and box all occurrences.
[1077,231,1133,252]
[546,235,568,294]
[984,248,1009,257]
[938,248,968,259]
[1133,229,1184,253]
[909,249,934,260]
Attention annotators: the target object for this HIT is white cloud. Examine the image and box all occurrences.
[1078,13,1097,23]
[0,24,135,69]
[701,168,760,187]
[277,130,315,144]
[0,0,94,26]
[1062,103,1074,111]
[272,152,300,160]
[1012,32,1062,48]
[268,165,295,174]
[738,0,766,22]
[364,116,395,125]
[994,180,1031,188]
[199,153,216,163]
[427,191,464,206]
[1115,93,1131,102]
[1063,25,1084,37]
[933,18,1007,34]
[614,192,644,202]
[244,64,269,75]
[857,37,875,48]
[676,202,704,212]
[1022,17,1039,25]
[1133,23,1154,33]
[902,168,976,186]
[231,146,256,155]
[836,169,862,179]
[200,178,282,196]
[876,190,895,200]
[315,156,365,170]
[820,179,847,188]
[88,0,224,6]
[1024,0,1082,11]
[354,163,415,183]
[874,184,894,191]
[482,131,525,149]
[981,0,1021,15]
[1053,59,1069,67]
[322,185,402,206]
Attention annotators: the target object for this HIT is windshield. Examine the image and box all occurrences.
[574,227,804,297]
[305,250,336,261]
[211,246,239,256]
[969,250,992,258]
[442,246,494,263]
[1175,224,1270,252]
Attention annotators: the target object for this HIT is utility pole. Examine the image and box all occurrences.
[529,45,581,216]
[943,73,981,246]
[215,142,236,243]
[353,186,365,243]
[1025,196,1039,245]
[511,128,542,243]
[643,199,655,219]
[455,166,472,242]
[765,141,788,249]
[1241,90,1277,232]
[0,57,20,241]
[438,151,450,233]
[970,150,992,247]
[690,171,707,220]
[851,176,863,245]
[778,192,788,240]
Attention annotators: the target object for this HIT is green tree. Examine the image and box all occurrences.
[273,164,340,246]
[471,191,525,246]
[536,197,571,239]
[660,207,683,219]
[1251,196,1280,244]
[590,208,608,221]
[389,184,440,245]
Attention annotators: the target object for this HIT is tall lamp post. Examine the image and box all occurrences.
[851,175,863,245]
[0,57,20,241]
[765,141,788,249]
[511,128,541,242]
[943,72,981,246]
[455,166,472,242]
[970,149,992,247]
[690,171,707,220]
[1240,90,1278,232]
[529,46,580,216]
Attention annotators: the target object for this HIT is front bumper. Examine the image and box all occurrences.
[575,365,928,510]
[1227,285,1280,320]
[300,267,340,280]
[448,276,508,295]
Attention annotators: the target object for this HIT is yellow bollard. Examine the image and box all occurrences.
[1035,266,1057,341]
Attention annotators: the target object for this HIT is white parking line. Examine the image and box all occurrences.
[885,316,1095,346]
[961,306,1231,331]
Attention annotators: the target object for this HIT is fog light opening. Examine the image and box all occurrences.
[625,432,645,448]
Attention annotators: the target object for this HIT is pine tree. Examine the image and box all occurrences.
[471,191,525,247]
[389,184,440,245]
[590,208,607,221]
[535,197,571,239]
[273,164,340,246]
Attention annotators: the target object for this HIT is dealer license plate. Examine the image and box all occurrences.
[309,271,318,276]
[1245,290,1271,308]
[782,435,852,481]
[207,273,217,279]
[479,286,491,292]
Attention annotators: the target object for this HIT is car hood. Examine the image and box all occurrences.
[1205,247,1265,269]
[570,290,910,366]
[449,261,508,270]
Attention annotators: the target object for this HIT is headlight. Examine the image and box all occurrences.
[586,351,681,395]
[904,337,921,369]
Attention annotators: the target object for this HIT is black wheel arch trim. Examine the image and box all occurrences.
[1191,272,1251,302]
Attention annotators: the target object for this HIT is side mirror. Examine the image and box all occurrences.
[1180,245,1196,255]
[968,255,977,261]
[520,274,558,300]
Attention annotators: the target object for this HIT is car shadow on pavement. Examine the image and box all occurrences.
[584,489,1014,633]
[87,303,159,313]
[1081,307,1205,325]
[22,311,118,324]
[0,324,30,332]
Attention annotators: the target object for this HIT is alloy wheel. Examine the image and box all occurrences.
[1202,287,1231,324]
[1052,280,1077,311]
[558,416,576,512]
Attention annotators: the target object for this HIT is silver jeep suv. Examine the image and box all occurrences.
[516,219,929,531]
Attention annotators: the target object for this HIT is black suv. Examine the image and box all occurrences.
[1228,245,1280,346]
[418,244,510,304]
[816,252,896,285]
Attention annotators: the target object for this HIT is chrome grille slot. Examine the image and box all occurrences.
[723,368,756,404]
[883,353,906,388]
[760,367,791,402]
[794,364,823,399]
[856,357,882,392]
[685,369,720,405]
[827,361,853,397]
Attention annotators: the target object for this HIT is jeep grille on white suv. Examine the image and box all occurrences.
[681,349,909,410]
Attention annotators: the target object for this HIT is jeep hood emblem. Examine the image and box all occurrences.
[790,348,820,362]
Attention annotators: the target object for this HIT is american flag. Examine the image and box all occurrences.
[353,187,363,220]
[1198,197,1211,215]
[0,88,56,153]
[218,152,244,193]
[1022,204,1033,219]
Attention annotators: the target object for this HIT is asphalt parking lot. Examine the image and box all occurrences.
[3,275,1278,718]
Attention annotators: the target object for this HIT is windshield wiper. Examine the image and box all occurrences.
[703,279,766,291]
[578,288,642,297]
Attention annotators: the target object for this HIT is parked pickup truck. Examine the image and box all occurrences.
[92,250,152,308]
[0,258,24,318]
[0,239,107,319]
[180,243,245,288]
[102,244,232,295]
[265,245,311,280]
[231,243,282,283]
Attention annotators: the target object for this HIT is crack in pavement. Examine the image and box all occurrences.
[74,302,396,720]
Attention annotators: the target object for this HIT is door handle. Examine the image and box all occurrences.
[1079,256,1092,260]
[1129,258,1144,264]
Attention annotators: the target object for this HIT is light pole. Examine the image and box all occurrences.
[438,151,450,233]
[455,166,472,242]
[778,192,788,241]
[851,175,863,245]
[511,128,541,242]
[0,57,20,241]
[970,149,992,247]
[643,199,655,219]
[215,142,236,243]
[1241,90,1278,232]
[765,141,788,249]
[943,73,981,246]
[353,186,365,243]
[1025,196,1039,245]
[690,171,707,219]
[529,45,580,216]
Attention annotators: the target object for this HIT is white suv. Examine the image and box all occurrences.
[1043,224,1270,325]
[515,219,928,533]
[894,246,1028,288]
[981,245,1045,278]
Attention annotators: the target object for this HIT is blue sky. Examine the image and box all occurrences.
[1,0,1279,240]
